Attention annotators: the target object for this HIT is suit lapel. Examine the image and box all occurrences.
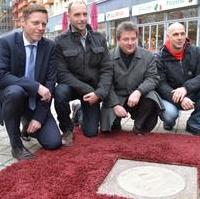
[128,47,142,71]
[35,39,45,80]
[15,31,26,76]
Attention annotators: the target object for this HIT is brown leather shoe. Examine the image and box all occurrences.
[62,131,73,146]
[11,146,35,160]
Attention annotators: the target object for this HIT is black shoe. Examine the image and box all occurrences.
[62,131,74,146]
[11,146,35,160]
[132,126,148,135]
[111,118,122,130]
[21,130,31,142]
[163,123,174,131]
[186,125,200,135]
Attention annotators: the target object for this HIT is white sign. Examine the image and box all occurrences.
[132,0,198,16]
[98,13,105,23]
[132,1,158,16]
[54,24,62,31]
[106,7,129,21]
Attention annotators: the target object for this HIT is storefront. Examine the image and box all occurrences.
[46,0,200,50]
[133,0,199,52]
[95,0,200,51]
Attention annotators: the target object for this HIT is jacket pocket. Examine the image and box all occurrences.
[63,49,79,57]
[91,47,105,54]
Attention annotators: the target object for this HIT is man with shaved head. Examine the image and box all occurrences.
[157,22,200,134]
[54,0,112,145]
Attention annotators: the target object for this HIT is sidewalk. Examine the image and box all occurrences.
[0,110,192,170]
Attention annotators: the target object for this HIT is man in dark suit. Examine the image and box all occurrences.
[0,4,62,160]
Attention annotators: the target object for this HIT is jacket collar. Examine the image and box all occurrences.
[69,24,93,37]
[113,46,142,60]
[15,30,45,80]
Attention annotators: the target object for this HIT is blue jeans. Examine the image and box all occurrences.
[54,84,100,137]
[160,100,179,126]
[160,90,200,131]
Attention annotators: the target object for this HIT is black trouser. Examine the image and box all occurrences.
[0,85,62,149]
[125,98,158,131]
[54,84,100,137]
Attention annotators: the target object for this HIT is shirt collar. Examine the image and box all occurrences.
[23,32,38,47]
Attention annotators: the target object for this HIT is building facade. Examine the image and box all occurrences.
[88,0,200,51]
[9,0,200,51]
[0,0,13,34]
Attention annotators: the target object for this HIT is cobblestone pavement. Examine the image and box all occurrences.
[0,109,192,170]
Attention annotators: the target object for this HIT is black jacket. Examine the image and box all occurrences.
[156,43,200,103]
[55,24,113,100]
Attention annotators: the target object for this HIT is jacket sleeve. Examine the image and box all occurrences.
[32,44,56,124]
[0,38,39,95]
[156,54,174,102]
[183,47,200,94]
[55,41,94,95]
[137,54,159,95]
[94,37,113,100]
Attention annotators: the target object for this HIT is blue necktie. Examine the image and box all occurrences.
[27,45,36,110]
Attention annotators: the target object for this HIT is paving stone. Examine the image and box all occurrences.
[97,159,198,199]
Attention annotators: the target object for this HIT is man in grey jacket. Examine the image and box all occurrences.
[54,0,113,145]
[101,21,163,134]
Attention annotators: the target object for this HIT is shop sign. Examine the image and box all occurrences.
[132,1,158,16]
[54,24,62,31]
[106,7,129,21]
[132,0,198,16]
[98,13,105,23]
[162,0,198,10]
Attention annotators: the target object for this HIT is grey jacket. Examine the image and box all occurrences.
[101,46,163,131]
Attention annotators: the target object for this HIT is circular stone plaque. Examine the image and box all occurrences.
[117,166,185,197]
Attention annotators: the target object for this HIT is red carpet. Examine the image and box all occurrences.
[0,129,200,199]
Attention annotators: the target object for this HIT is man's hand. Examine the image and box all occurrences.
[171,87,187,103]
[38,84,51,102]
[113,105,128,118]
[127,90,141,107]
[26,120,42,134]
[180,97,195,110]
[83,92,100,105]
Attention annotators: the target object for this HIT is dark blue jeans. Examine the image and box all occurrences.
[54,84,100,137]
[0,85,62,149]
[187,91,200,132]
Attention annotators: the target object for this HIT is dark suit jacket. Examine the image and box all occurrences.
[0,29,56,124]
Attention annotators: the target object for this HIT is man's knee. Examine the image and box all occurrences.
[161,100,179,123]
[42,137,62,150]
[2,86,26,116]
[82,126,98,137]
[55,84,72,102]
[4,85,26,102]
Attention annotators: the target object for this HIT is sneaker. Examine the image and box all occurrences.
[163,123,174,131]
[62,131,73,146]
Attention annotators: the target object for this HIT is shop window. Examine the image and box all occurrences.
[167,8,197,20]
[188,20,197,45]
[157,24,164,50]
[138,13,164,24]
